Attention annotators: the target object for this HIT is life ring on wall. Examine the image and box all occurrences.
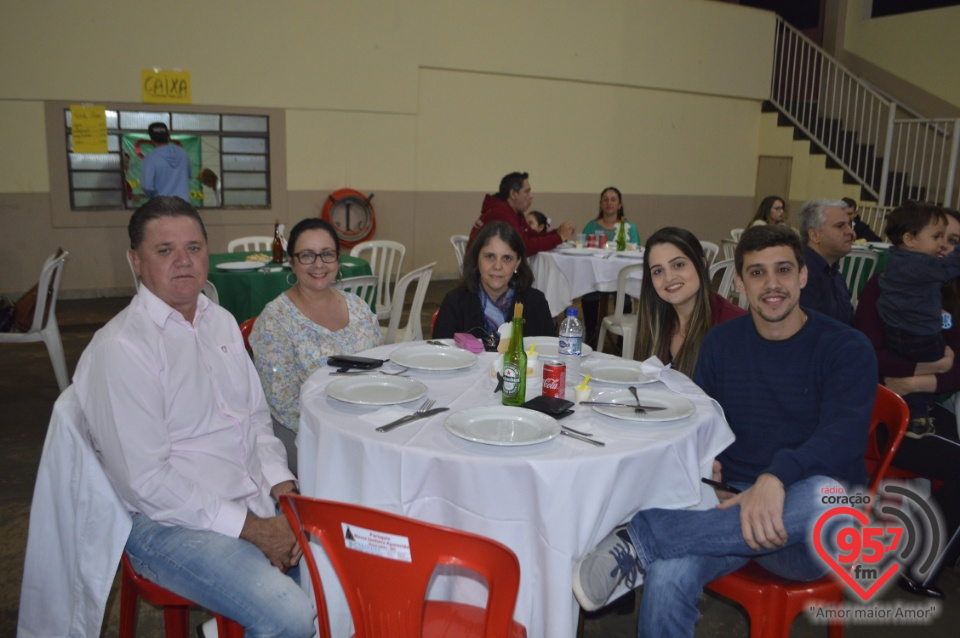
[321,189,376,249]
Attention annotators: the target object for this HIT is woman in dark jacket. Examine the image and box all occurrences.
[434,221,555,348]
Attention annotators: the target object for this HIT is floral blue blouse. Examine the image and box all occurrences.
[250,290,383,431]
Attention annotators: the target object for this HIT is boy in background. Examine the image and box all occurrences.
[878,201,960,436]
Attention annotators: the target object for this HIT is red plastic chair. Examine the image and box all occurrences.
[704,385,909,638]
[119,552,244,638]
[239,316,257,352]
[280,494,527,638]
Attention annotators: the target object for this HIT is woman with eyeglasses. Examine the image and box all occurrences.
[433,221,555,348]
[250,218,382,471]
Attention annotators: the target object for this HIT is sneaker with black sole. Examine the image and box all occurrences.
[905,417,936,439]
[572,525,642,612]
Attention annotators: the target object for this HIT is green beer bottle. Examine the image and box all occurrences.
[501,303,527,406]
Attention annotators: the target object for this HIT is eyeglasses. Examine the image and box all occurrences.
[293,250,339,265]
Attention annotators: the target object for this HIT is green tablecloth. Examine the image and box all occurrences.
[207,252,372,323]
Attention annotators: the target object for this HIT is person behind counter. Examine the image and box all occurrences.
[434,221,555,349]
[250,218,382,472]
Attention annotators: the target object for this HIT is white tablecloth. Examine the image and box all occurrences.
[530,249,644,317]
[297,345,734,638]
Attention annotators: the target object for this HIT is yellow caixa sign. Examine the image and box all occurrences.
[141,69,191,104]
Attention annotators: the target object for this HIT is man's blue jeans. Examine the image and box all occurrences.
[625,475,833,637]
[125,513,315,638]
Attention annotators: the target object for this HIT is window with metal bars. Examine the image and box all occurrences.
[64,108,271,210]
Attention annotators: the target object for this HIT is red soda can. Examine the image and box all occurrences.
[542,362,566,399]
[587,235,597,248]
[596,233,607,249]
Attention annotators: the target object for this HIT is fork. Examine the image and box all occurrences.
[376,399,437,432]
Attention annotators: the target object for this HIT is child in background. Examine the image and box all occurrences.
[525,211,550,235]
[878,201,960,437]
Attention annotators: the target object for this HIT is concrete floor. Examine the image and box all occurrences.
[4,281,960,636]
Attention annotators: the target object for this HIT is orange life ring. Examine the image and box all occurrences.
[321,189,376,249]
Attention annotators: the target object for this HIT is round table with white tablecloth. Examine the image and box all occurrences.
[529,247,644,317]
[296,342,734,638]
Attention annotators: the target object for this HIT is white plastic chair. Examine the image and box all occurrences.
[699,241,719,267]
[0,251,70,391]
[335,275,379,311]
[227,236,273,253]
[709,258,749,310]
[350,240,406,322]
[730,228,744,242]
[450,235,469,275]
[596,262,644,359]
[839,249,879,309]
[125,251,139,289]
[720,238,738,261]
[201,280,219,305]
[381,262,435,345]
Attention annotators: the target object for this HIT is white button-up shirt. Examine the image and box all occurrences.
[74,286,294,538]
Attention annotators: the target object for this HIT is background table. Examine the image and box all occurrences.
[530,248,644,317]
[297,343,734,638]
[207,252,371,323]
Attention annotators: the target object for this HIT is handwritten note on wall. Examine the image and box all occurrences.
[70,105,108,154]
[142,69,192,104]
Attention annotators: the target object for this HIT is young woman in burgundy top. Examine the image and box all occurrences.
[636,227,746,377]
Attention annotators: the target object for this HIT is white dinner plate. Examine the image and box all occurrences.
[614,251,644,260]
[216,261,264,271]
[325,375,427,405]
[580,359,658,385]
[588,388,696,422]
[444,406,561,446]
[390,344,478,371]
[523,336,593,358]
[557,247,609,256]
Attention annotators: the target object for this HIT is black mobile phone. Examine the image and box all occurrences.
[327,355,385,370]
[701,478,742,495]
[522,395,575,417]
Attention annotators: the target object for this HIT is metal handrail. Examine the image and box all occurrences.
[769,16,959,208]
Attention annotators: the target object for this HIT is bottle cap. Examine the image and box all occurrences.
[566,308,577,316]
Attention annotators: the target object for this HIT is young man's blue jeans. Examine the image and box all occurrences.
[125,513,315,638]
[625,475,833,637]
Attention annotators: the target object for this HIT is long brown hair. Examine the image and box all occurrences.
[636,227,713,377]
[747,195,785,227]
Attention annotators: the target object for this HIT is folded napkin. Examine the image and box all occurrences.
[638,356,726,418]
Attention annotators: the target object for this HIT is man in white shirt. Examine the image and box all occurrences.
[74,196,314,635]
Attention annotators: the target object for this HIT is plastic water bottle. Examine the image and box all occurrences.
[558,307,583,382]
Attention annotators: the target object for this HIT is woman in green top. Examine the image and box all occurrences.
[581,187,642,346]
[582,186,641,245]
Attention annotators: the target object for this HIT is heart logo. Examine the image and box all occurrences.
[812,506,900,601]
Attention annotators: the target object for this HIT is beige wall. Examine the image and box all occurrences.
[0,0,775,296]
[843,0,960,110]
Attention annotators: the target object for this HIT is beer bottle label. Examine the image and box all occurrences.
[502,362,521,398]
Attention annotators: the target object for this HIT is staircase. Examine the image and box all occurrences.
[769,17,960,210]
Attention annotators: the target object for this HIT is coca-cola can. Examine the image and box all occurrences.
[596,233,607,249]
[587,234,597,248]
[542,362,566,399]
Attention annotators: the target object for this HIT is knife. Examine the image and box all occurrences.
[579,401,667,411]
[376,407,450,432]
